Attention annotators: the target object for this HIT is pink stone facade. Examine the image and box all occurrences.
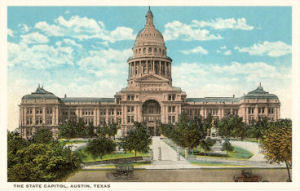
[19,8,280,138]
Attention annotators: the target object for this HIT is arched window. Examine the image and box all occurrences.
[154,48,157,53]
[149,48,152,54]
[143,48,146,53]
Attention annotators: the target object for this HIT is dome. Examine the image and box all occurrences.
[243,83,278,100]
[22,85,59,100]
[133,7,166,54]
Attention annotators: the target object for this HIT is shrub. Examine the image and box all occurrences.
[221,140,233,151]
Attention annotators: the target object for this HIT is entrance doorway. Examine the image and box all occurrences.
[142,100,161,136]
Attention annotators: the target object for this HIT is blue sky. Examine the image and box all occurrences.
[7,6,292,130]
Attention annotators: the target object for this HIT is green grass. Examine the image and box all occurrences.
[194,146,253,160]
[59,139,89,145]
[227,147,253,159]
[191,161,248,167]
[76,147,150,163]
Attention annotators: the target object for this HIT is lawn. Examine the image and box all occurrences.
[59,139,89,145]
[191,161,248,167]
[76,147,150,163]
[194,146,253,160]
[227,146,253,159]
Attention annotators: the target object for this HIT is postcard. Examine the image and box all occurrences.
[1,0,300,190]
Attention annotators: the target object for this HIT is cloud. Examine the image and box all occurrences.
[223,50,232,55]
[19,24,30,32]
[163,21,222,41]
[20,32,49,44]
[56,38,82,48]
[192,17,254,30]
[8,28,14,36]
[181,46,208,55]
[216,45,232,55]
[8,42,74,68]
[35,15,135,42]
[235,41,291,57]
[78,48,131,77]
[172,61,291,118]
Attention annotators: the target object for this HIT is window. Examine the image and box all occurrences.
[26,108,33,114]
[100,110,106,115]
[258,107,265,114]
[168,94,175,101]
[127,116,134,124]
[168,106,176,113]
[268,108,274,114]
[46,118,52,125]
[127,106,134,113]
[248,107,254,114]
[127,95,134,101]
[36,108,43,114]
[26,117,32,125]
[109,109,114,115]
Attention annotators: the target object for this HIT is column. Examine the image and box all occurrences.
[159,61,162,75]
[153,60,155,74]
[254,105,258,120]
[42,107,46,125]
[32,107,36,125]
[96,107,100,126]
[114,107,117,124]
[93,108,97,126]
[105,107,108,124]
[23,107,26,126]
[56,106,59,125]
[52,106,55,125]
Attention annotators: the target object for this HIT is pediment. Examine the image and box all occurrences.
[136,74,168,82]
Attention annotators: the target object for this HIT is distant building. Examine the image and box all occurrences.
[19,8,280,139]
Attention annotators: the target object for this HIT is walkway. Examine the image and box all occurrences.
[231,141,266,161]
[145,136,196,169]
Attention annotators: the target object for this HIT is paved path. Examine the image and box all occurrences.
[146,136,196,169]
[67,143,87,152]
[231,141,266,161]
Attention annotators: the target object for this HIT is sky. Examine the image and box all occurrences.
[7,6,292,131]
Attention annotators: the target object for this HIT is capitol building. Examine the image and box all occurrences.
[19,8,281,139]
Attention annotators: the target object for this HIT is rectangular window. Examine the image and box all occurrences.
[127,95,134,101]
[127,106,134,113]
[258,107,265,114]
[168,94,176,101]
[172,116,175,123]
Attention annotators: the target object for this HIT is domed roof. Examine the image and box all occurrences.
[243,83,279,99]
[134,7,166,48]
[22,85,59,100]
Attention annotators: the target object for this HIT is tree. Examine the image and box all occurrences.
[221,139,234,151]
[86,137,116,159]
[32,128,54,144]
[121,122,152,156]
[261,123,292,182]
[7,131,29,169]
[178,116,207,151]
[161,114,208,156]
[59,118,96,138]
[108,123,118,140]
[86,123,96,137]
[8,143,81,182]
[216,114,246,139]
[247,117,270,140]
